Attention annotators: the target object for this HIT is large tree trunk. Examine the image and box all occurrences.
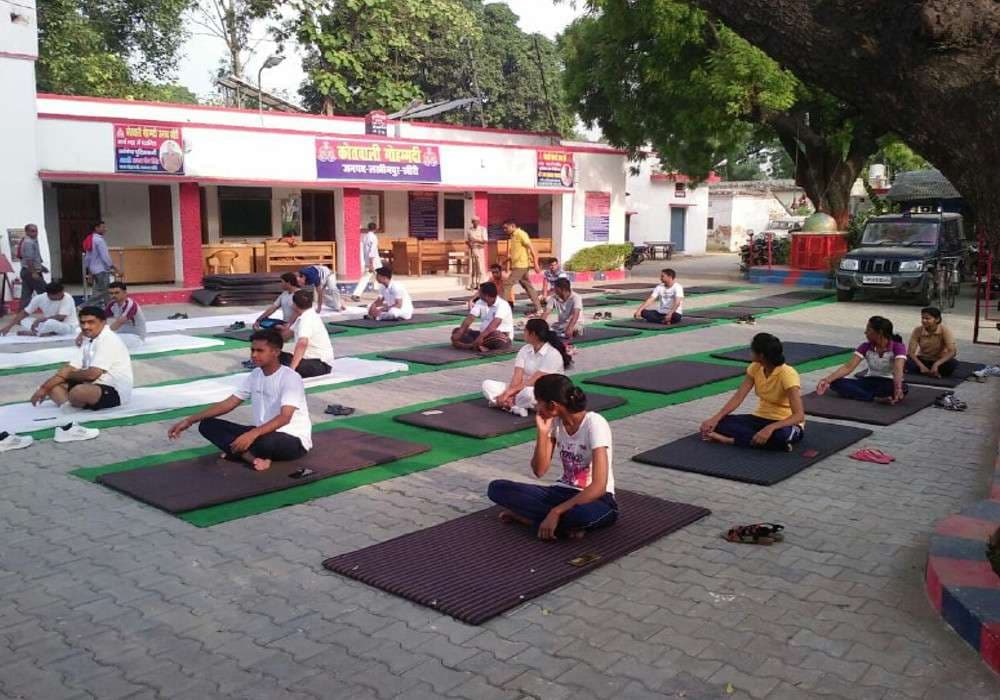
[692,0,1000,243]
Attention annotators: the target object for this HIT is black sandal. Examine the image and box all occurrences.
[723,522,785,545]
[325,404,355,416]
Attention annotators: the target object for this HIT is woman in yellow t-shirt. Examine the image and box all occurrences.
[700,333,806,451]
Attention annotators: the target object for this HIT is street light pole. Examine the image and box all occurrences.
[257,55,285,114]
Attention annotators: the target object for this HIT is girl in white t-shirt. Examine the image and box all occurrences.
[482,318,572,417]
[487,374,618,540]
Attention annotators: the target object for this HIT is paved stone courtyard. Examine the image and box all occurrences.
[2,278,1000,699]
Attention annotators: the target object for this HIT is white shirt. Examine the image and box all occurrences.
[361,231,380,266]
[651,282,684,315]
[379,280,413,316]
[73,325,133,403]
[514,342,564,377]
[291,308,334,366]
[471,297,514,336]
[275,291,296,321]
[553,412,614,493]
[234,365,313,450]
[26,294,78,329]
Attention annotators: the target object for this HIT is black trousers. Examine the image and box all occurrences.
[198,418,306,461]
[279,352,332,378]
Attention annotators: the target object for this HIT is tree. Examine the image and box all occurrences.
[688,0,1000,241]
[561,0,881,227]
[190,0,276,79]
[37,0,195,100]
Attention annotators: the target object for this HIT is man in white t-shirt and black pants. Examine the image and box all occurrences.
[0,281,78,337]
[451,282,514,352]
[254,272,302,330]
[633,268,684,325]
[366,267,414,321]
[168,329,312,472]
[278,290,334,378]
[352,223,382,299]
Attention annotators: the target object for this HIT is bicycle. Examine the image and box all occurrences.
[932,256,961,309]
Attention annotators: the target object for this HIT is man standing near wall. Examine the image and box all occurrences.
[466,216,488,290]
[351,223,381,300]
[83,221,115,306]
[15,223,47,309]
[501,219,542,315]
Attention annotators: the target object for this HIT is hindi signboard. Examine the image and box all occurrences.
[584,192,611,242]
[114,124,184,175]
[316,139,441,183]
[536,150,574,188]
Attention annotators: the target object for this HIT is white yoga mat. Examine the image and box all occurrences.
[3,357,407,435]
[0,334,225,371]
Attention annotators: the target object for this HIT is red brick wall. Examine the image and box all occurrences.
[342,187,361,278]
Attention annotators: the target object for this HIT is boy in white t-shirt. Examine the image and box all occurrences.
[366,267,414,321]
[352,223,382,298]
[632,268,684,325]
[487,374,618,539]
[279,290,334,378]
[254,272,302,330]
[0,282,78,337]
[451,282,514,352]
[168,329,312,472]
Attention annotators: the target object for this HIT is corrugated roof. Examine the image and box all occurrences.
[887,169,961,201]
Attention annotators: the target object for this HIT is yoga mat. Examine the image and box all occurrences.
[329,314,448,329]
[685,306,760,320]
[585,360,746,395]
[215,326,347,342]
[605,318,712,332]
[766,290,834,301]
[513,327,641,344]
[0,334,225,371]
[686,286,737,295]
[632,421,873,485]
[803,385,947,425]
[97,428,430,514]
[0,357,408,435]
[447,290,602,302]
[378,343,520,366]
[712,342,852,365]
[866,361,981,389]
[322,490,710,625]
[594,283,656,290]
[604,291,652,302]
[411,299,463,308]
[736,297,804,309]
[394,393,627,438]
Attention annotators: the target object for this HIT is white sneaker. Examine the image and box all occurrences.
[0,433,33,452]
[973,365,1000,379]
[53,423,99,443]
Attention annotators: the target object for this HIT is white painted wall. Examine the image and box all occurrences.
[709,193,775,251]
[101,182,152,246]
[382,190,409,238]
[626,158,709,254]
[559,152,627,263]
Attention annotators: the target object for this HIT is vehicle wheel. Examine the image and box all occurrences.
[916,279,934,306]
[947,282,959,308]
[836,289,854,302]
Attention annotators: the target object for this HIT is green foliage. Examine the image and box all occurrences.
[873,136,933,177]
[565,244,634,272]
[37,0,194,100]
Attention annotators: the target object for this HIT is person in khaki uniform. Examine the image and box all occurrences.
[906,306,958,378]
[466,217,488,289]
[501,219,542,315]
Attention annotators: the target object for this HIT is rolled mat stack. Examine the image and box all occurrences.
[192,274,285,306]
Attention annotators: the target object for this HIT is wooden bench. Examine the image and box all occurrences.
[490,238,554,266]
[391,239,469,275]
[264,240,336,272]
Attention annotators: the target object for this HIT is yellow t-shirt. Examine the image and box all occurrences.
[508,228,533,269]
[748,362,803,425]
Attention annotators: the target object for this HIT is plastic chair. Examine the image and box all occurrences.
[207,249,239,274]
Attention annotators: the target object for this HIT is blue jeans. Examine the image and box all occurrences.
[830,376,907,402]
[487,480,618,535]
[716,414,803,451]
[641,309,682,324]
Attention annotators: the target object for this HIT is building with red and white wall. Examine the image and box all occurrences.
[625,155,713,255]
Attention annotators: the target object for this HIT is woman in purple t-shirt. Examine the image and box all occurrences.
[816,316,908,403]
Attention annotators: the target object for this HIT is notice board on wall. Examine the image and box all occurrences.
[584,192,611,242]
[408,192,439,239]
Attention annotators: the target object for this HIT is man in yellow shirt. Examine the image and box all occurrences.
[906,306,958,377]
[501,219,542,315]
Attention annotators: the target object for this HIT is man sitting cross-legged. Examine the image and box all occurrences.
[277,290,334,378]
[541,277,584,339]
[366,266,414,321]
[0,281,78,337]
[167,329,313,472]
[30,306,133,442]
[253,272,301,330]
[632,268,684,325]
[77,281,146,349]
[452,281,514,352]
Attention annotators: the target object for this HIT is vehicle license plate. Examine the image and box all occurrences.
[862,275,892,285]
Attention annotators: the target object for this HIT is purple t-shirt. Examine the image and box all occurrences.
[855,340,907,378]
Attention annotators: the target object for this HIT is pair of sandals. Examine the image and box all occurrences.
[724,522,784,545]
[167,312,188,320]
[592,312,612,320]
[226,321,246,331]
[325,404,355,416]
[935,394,968,411]
[850,448,895,464]
[735,314,757,325]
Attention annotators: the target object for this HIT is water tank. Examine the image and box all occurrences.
[869,163,886,181]
[801,212,838,232]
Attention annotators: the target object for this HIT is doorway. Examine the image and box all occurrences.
[670,206,686,251]
[55,184,101,283]
[302,191,336,241]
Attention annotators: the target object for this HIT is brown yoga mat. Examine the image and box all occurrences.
[585,359,746,394]
[216,326,347,342]
[378,343,520,366]
[711,342,851,365]
[803,385,948,425]
[605,291,653,302]
[605,317,712,332]
[329,314,449,329]
[96,429,430,514]
[395,393,627,438]
[632,421,872,486]
[322,490,710,625]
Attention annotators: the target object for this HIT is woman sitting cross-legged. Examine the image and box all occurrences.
[487,374,617,540]
[700,333,805,451]
[482,318,573,417]
[817,315,908,404]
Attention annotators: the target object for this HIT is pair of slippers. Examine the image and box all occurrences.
[592,312,612,320]
[226,321,246,331]
[325,404,355,416]
[167,313,189,320]
[935,394,968,411]
[724,522,784,545]
[850,448,895,464]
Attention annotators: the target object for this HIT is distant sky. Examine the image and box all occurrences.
[176,1,587,103]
